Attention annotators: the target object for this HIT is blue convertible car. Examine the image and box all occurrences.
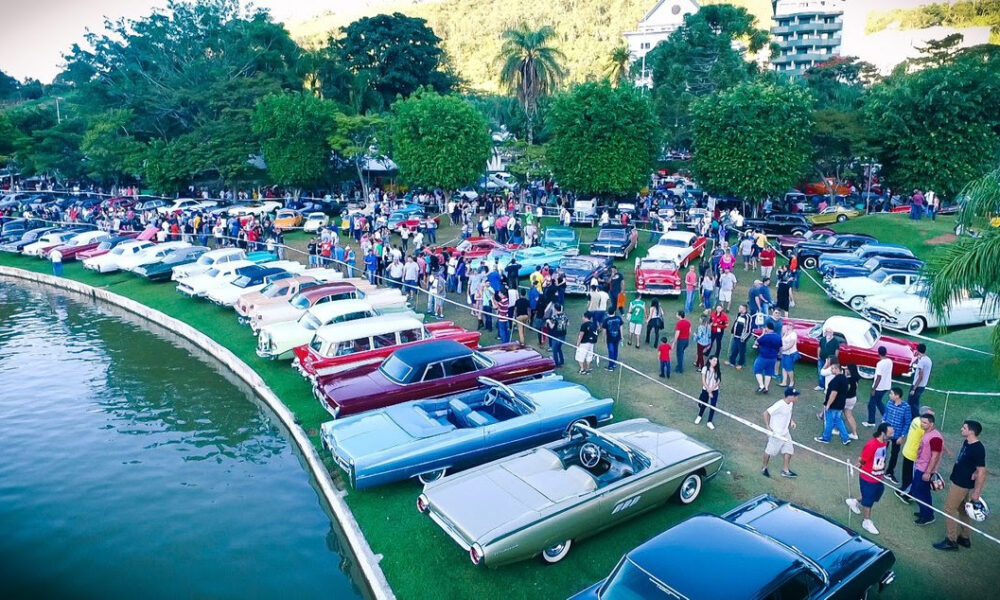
[469,246,566,277]
[320,377,614,489]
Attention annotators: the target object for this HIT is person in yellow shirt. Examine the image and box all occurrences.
[896,405,932,503]
[529,266,544,293]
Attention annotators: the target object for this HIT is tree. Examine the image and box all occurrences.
[337,13,455,110]
[390,91,490,191]
[802,57,879,111]
[547,82,657,197]
[690,81,813,202]
[604,45,632,87]
[328,114,387,202]
[80,109,143,185]
[251,93,339,197]
[910,33,966,69]
[0,69,19,102]
[495,24,567,143]
[810,109,874,202]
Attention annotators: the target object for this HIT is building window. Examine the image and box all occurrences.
[641,42,650,50]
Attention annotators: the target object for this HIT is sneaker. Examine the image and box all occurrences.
[933,539,959,551]
[957,536,972,548]
[706,422,715,430]
[861,421,877,427]
[884,474,899,484]
[842,439,852,446]
[814,385,824,391]
[814,436,829,444]
[845,498,861,515]
[755,387,764,394]
[762,467,771,478]
[861,519,879,535]
[849,433,859,440]
[895,491,913,504]
[606,366,615,371]
[781,470,798,478]
[735,366,743,370]
[694,416,702,425]
[915,516,936,526]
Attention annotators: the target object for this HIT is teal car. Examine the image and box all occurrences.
[542,226,580,255]
[469,246,566,277]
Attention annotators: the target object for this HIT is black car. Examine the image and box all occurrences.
[743,213,812,236]
[823,256,925,281]
[0,226,58,253]
[571,494,895,600]
[558,255,613,294]
[795,233,877,270]
[588,224,637,259]
[0,218,47,243]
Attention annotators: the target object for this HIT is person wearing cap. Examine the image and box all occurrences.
[762,387,800,478]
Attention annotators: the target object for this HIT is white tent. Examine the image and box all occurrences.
[361,156,398,173]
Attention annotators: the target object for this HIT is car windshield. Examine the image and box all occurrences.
[299,312,323,331]
[488,249,512,260]
[657,237,689,248]
[206,268,221,277]
[642,259,678,270]
[545,229,575,241]
[290,294,311,309]
[197,254,217,265]
[111,246,127,255]
[308,214,324,221]
[456,240,473,252]
[599,558,672,599]
[96,241,112,250]
[232,275,253,288]
[560,259,593,271]
[379,354,414,384]
[863,257,880,270]
[260,282,283,297]
[598,229,627,240]
[865,326,880,347]
[870,269,889,283]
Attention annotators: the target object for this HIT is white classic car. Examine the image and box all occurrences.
[234,269,346,321]
[120,241,192,273]
[172,247,247,280]
[226,200,282,217]
[247,279,384,332]
[863,284,1000,335]
[205,260,306,306]
[176,258,257,297]
[303,212,330,233]
[644,231,707,268]
[827,269,925,310]
[82,240,155,273]
[156,198,218,215]
[22,231,79,257]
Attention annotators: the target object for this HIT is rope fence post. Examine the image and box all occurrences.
[942,390,950,430]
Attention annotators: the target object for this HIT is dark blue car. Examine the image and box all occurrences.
[823,256,924,282]
[571,494,895,600]
[795,234,877,270]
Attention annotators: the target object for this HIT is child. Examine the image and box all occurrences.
[658,336,672,378]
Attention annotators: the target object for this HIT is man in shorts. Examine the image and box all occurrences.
[718,268,737,311]
[626,295,646,347]
[575,312,599,374]
[846,423,892,535]
[753,322,782,393]
[762,387,800,478]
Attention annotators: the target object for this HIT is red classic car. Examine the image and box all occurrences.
[429,237,519,262]
[634,256,682,296]
[75,227,157,259]
[292,317,482,381]
[396,215,442,233]
[50,230,113,261]
[313,339,554,418]
[777,227,835,253]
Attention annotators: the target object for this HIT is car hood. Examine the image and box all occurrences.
[646,246,687,261]
[210,283,261,304]
[321,412,414,464]
[866,293,924,311]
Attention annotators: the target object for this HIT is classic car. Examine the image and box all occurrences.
[133,246,209,281]
[417,419,723,567]
[777,227,835,253]
[205,264,296,306]
[795,233,878,270]
[314,339,554,418]
[171,247,276,280]
[303,211,330,233]
[570,494,895,600]
[589,224,638,259]
[0,218,47,243]
[0,227,58,253]
[101,196,136,211]
[469,246,566,278]
[807,205,864,225]
[134,198,168,212]
[322,377,614,489]
[175,258,258,297]
[226,200,281,218]
[247,279,392,332]
[82,240,156,273]
[645,231,707,267]
[236,275,324,321]
[742,213,813,237]
[864,284,1000,335]
[634,256,682,296]
[559,255,612,294]
[119,241,192,273]
[479,171,518,191]
[395,214,441,233]
[541,226,580,254]
[293,314,481,381]
[386,204,428,230]
[76,234,137,260]
[430,237,517,263]
[156,198,218,216]
[256,299,403,360]
[49,230,112,261]
[22,230,82,257]
[827,269,926,310]
[817,243,915,277]
[273,208,303,229]
[821,256,924,283]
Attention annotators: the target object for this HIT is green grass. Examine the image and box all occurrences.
[3,213,997,600]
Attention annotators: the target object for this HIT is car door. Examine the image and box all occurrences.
[950,290,981,326]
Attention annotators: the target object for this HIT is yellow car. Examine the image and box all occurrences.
[274,208,303,229]
[807,205,864,225]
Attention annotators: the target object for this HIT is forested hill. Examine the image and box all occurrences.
[288,0,771,92]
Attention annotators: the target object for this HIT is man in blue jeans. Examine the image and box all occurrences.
[815,361,852,445]
[672,310,691,374]
[602,307,623,372]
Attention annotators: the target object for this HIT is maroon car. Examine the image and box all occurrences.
[429,237,519,263]
[313,339,554,418]
[777,228,835,254]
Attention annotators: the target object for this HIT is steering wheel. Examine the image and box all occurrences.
[579,442,602,469]
[484,387,500,407]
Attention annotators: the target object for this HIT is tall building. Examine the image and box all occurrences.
[624,0,700,87]
[770,0,846,75]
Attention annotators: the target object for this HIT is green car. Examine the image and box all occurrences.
[133,246,209,281]
[541,226,580,255]
[417,419,723,567]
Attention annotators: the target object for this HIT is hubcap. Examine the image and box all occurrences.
[545,543,565,557]
[681,476,699,501]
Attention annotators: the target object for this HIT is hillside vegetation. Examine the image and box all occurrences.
[288,0,772,91]
[866,0,1000,43]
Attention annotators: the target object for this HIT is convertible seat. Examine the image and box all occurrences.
[465,409,498,427]
[503,448,563,477]
[448,399,475,428]
[522,465,597,503]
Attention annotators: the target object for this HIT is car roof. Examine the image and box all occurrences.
[822,315,873,345]
[391,339,470,364]
[661,231,695,241]
[300,281,360,298]
[309,299,374,319]
[315,314,424,343]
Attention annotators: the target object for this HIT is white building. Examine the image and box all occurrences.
[624,0,700,87]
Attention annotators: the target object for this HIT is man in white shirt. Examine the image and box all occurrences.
[908,343,932,416]
[863,346,895,427]
[762,387,800,478]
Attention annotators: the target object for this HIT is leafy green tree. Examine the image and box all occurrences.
[604,45,632,88]
[390,91,490,191]
[0,69,19,102]
[495,24,567,143]
[802,56,879,111]
[337,13,455,111]
[690,80,813,201]
[328,114,387,202]
[0,112,16,162]
[910,33,967,70]
[80,109,143,185]
[547,82,657,197]
[252,93,339,197]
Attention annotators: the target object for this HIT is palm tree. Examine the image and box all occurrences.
[495,24,567,143]
[604,45,633,87]
[926,168,1000,366]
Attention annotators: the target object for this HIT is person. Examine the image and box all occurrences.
[513,292,531,344]
[695,355,722,430]
[846,423,893,535]
[864,347,893,427]
[700,269,716,309]
[908,343,932,416]
[684,265,698,314]
[602,307,624,372]
[762,387,800,478]
[50,248,63,276]
[775,269,793,317]
[718,268,737,312]
[934,420,987,551]
[816,327,841,390]
[658,336,672,378]
[911,412,944,525]
[727,304,752,370]
[586,284,609,326]
[707,303,728,359]
[759,244,776,279]
[881,387,912,485]
[778,324,798,387]
[576,312,599,374]
[753,322,782,393]
[546,303,568,367]
[896,405,934,503]
[842,364,861,441]
[673,311,691,374]
[739,235,754,270]
[608,267,625,315]
[494,286,511,343]
[814,362,852,445]
[626,295,646,347]
[644,299,664,348]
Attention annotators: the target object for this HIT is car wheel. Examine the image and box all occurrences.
[985,318,999,327]
[675,473,703,505]
[803,256,817,269]
[837,214,848,223]
[791,228,807,236]
[540,539,572,564]
[906,316,926,335]
[418,469,446,485]
[849,296,865,311]
[857,366,876,380]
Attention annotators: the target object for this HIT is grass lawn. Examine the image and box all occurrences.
[3,211,997,600]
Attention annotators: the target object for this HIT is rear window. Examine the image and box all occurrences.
[373,333,398,348]
[399,328,424,344]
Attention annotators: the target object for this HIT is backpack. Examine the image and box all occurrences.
[552,313,568,335]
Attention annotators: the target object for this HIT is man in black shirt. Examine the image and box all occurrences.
[814,362,852,445]
[513,295,531,345]
[576,312,599,374]
[935,420,988,551]
[608,267,625,315]
[504,257,521,288]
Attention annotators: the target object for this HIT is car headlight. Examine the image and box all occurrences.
[416,494,429,514]
[470,543,484,566]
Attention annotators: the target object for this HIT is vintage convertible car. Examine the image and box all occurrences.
[206,263,299,306]
[588,224,638,259]
[418,419,723,567]
[570,494,895,600]
[541,226,580,254]
[314,339,554,418]
[821,256,924,283]
[795,233,877,270]
[827,269,925,310]
[807,205,864,225]
[864,284,1000,335]
[469,246,566,277]
[133,246,209,281]
[303,212,330,233]
[49,230,112,261]
[176,258,257,297]
[322,377,614,489]
[817,243,915,277]
[120,241,192,273]
[634,256,682,296]
[83,240,155,273]
[777,227,834,253]
[559,255,612,294]
[645,231,707,268]
[273,208,303,229]
[171,247,276,280]
[234,272,344,322]
[22,230,83,257]
[430,237,517,263]
[247,279,391,332]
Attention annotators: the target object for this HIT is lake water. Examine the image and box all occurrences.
[0,280,362,599]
